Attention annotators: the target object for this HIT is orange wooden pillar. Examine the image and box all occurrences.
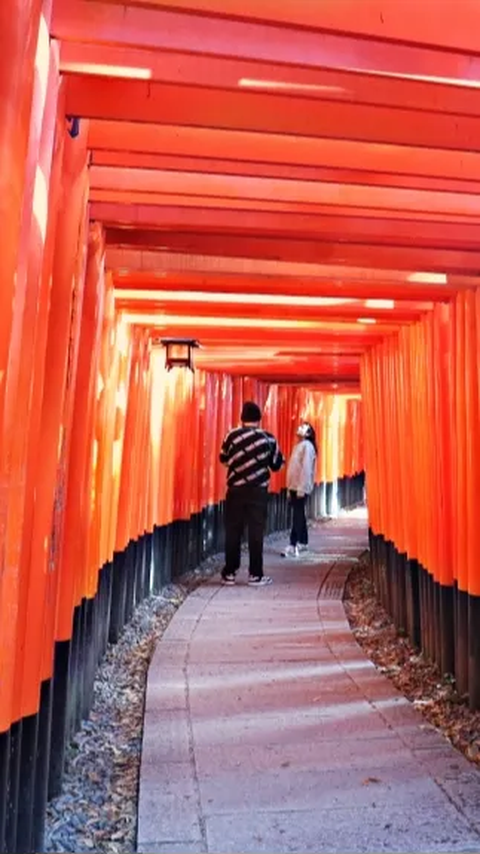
[0,5,48,851]
[110,327,144,637]
[5,30,63,854]
[31,123,90,802]
[453,292,469,694]
[0,0,43,750]
[432,303,455,676]
[54,222,107,736]
[470,288,480,709]
[464,290,480,708]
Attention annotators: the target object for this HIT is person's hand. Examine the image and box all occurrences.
[297,490,305,498]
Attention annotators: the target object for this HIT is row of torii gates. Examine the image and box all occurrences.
[1,1,480,851]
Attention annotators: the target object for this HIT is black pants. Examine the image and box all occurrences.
[289,490,308,546]
[224,486,268,578]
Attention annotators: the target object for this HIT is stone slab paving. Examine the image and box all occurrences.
[138,510,480,853]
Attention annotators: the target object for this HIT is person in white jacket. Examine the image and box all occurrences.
[281,422,317,557]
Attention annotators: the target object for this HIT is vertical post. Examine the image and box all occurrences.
[0,0,43,748]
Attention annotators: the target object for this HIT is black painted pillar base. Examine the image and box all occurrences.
[418,564,434,660]
[16,711,39,853]
[143,533,153,597]
[33,679,53,853]
[5,720,22,854]
[109,550,127,644]
[405,558,421,648]
[97,561,113,664]
[438,583,454,677]
[48,640,71,800]
[73,600,86,733]
[325,482,334,515]
[0,729,10,854]
[468,593,480,710]
[392,550,408,635]
[454,584,469,697]
[425,568,436,662]
[377,536,388,610]
[385,540,395,618]
[124,540,137,624]
[153,525,168,585]
[171,519,189,580]
[368,528,378,589]
[82,598,96,720]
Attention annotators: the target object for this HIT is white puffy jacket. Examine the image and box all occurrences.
[286,439,316,496]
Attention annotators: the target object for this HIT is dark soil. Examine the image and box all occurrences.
[344,556,480,767]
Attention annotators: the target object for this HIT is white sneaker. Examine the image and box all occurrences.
[248,575,273,586]
[297,544,309,553]
[281,545,299,558]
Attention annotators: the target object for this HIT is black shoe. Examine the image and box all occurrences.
[248,575,273,586]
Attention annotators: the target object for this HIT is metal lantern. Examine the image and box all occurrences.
[160,338,200,372]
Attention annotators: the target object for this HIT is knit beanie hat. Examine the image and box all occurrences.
[241,401,262,423]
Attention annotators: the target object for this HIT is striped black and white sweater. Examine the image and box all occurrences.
[219,426,284,489]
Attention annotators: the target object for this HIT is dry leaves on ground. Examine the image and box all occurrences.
[344,557,480,767]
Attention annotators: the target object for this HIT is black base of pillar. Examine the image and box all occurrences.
[439,583,455,677]
[468,593,480,710]
[5,720,22,854]
[454,585,469,697]
[109,550,127,644]
[16,712,38,853]
[419,564,434,660]
[48,640,70,800]
[33,679,53,853]
[405,558,421,648]
[0,729,10,854]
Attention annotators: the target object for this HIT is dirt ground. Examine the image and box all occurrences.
[343,557,480,768]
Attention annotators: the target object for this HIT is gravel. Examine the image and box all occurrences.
[344,555,480,769]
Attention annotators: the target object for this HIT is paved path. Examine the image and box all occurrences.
[138,511,480,853]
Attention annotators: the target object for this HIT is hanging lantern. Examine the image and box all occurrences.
[160,338,200,372]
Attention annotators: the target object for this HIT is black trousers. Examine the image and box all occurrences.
[224,486,268,578]
[289,490,308,546]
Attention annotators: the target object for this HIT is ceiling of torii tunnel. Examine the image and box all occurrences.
[51,0,480,389]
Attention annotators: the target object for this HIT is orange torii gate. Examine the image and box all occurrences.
[1,1,480,852]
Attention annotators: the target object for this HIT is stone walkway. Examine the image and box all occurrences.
[137,511,480,853]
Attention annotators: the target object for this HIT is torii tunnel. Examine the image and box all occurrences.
[1,1,480,851]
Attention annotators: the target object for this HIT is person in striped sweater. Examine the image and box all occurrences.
[219,401,284,586]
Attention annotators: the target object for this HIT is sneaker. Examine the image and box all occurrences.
[281,545,299,558]
[221,573,236,586]
[248,575,273,586]
[297,544,309,553]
